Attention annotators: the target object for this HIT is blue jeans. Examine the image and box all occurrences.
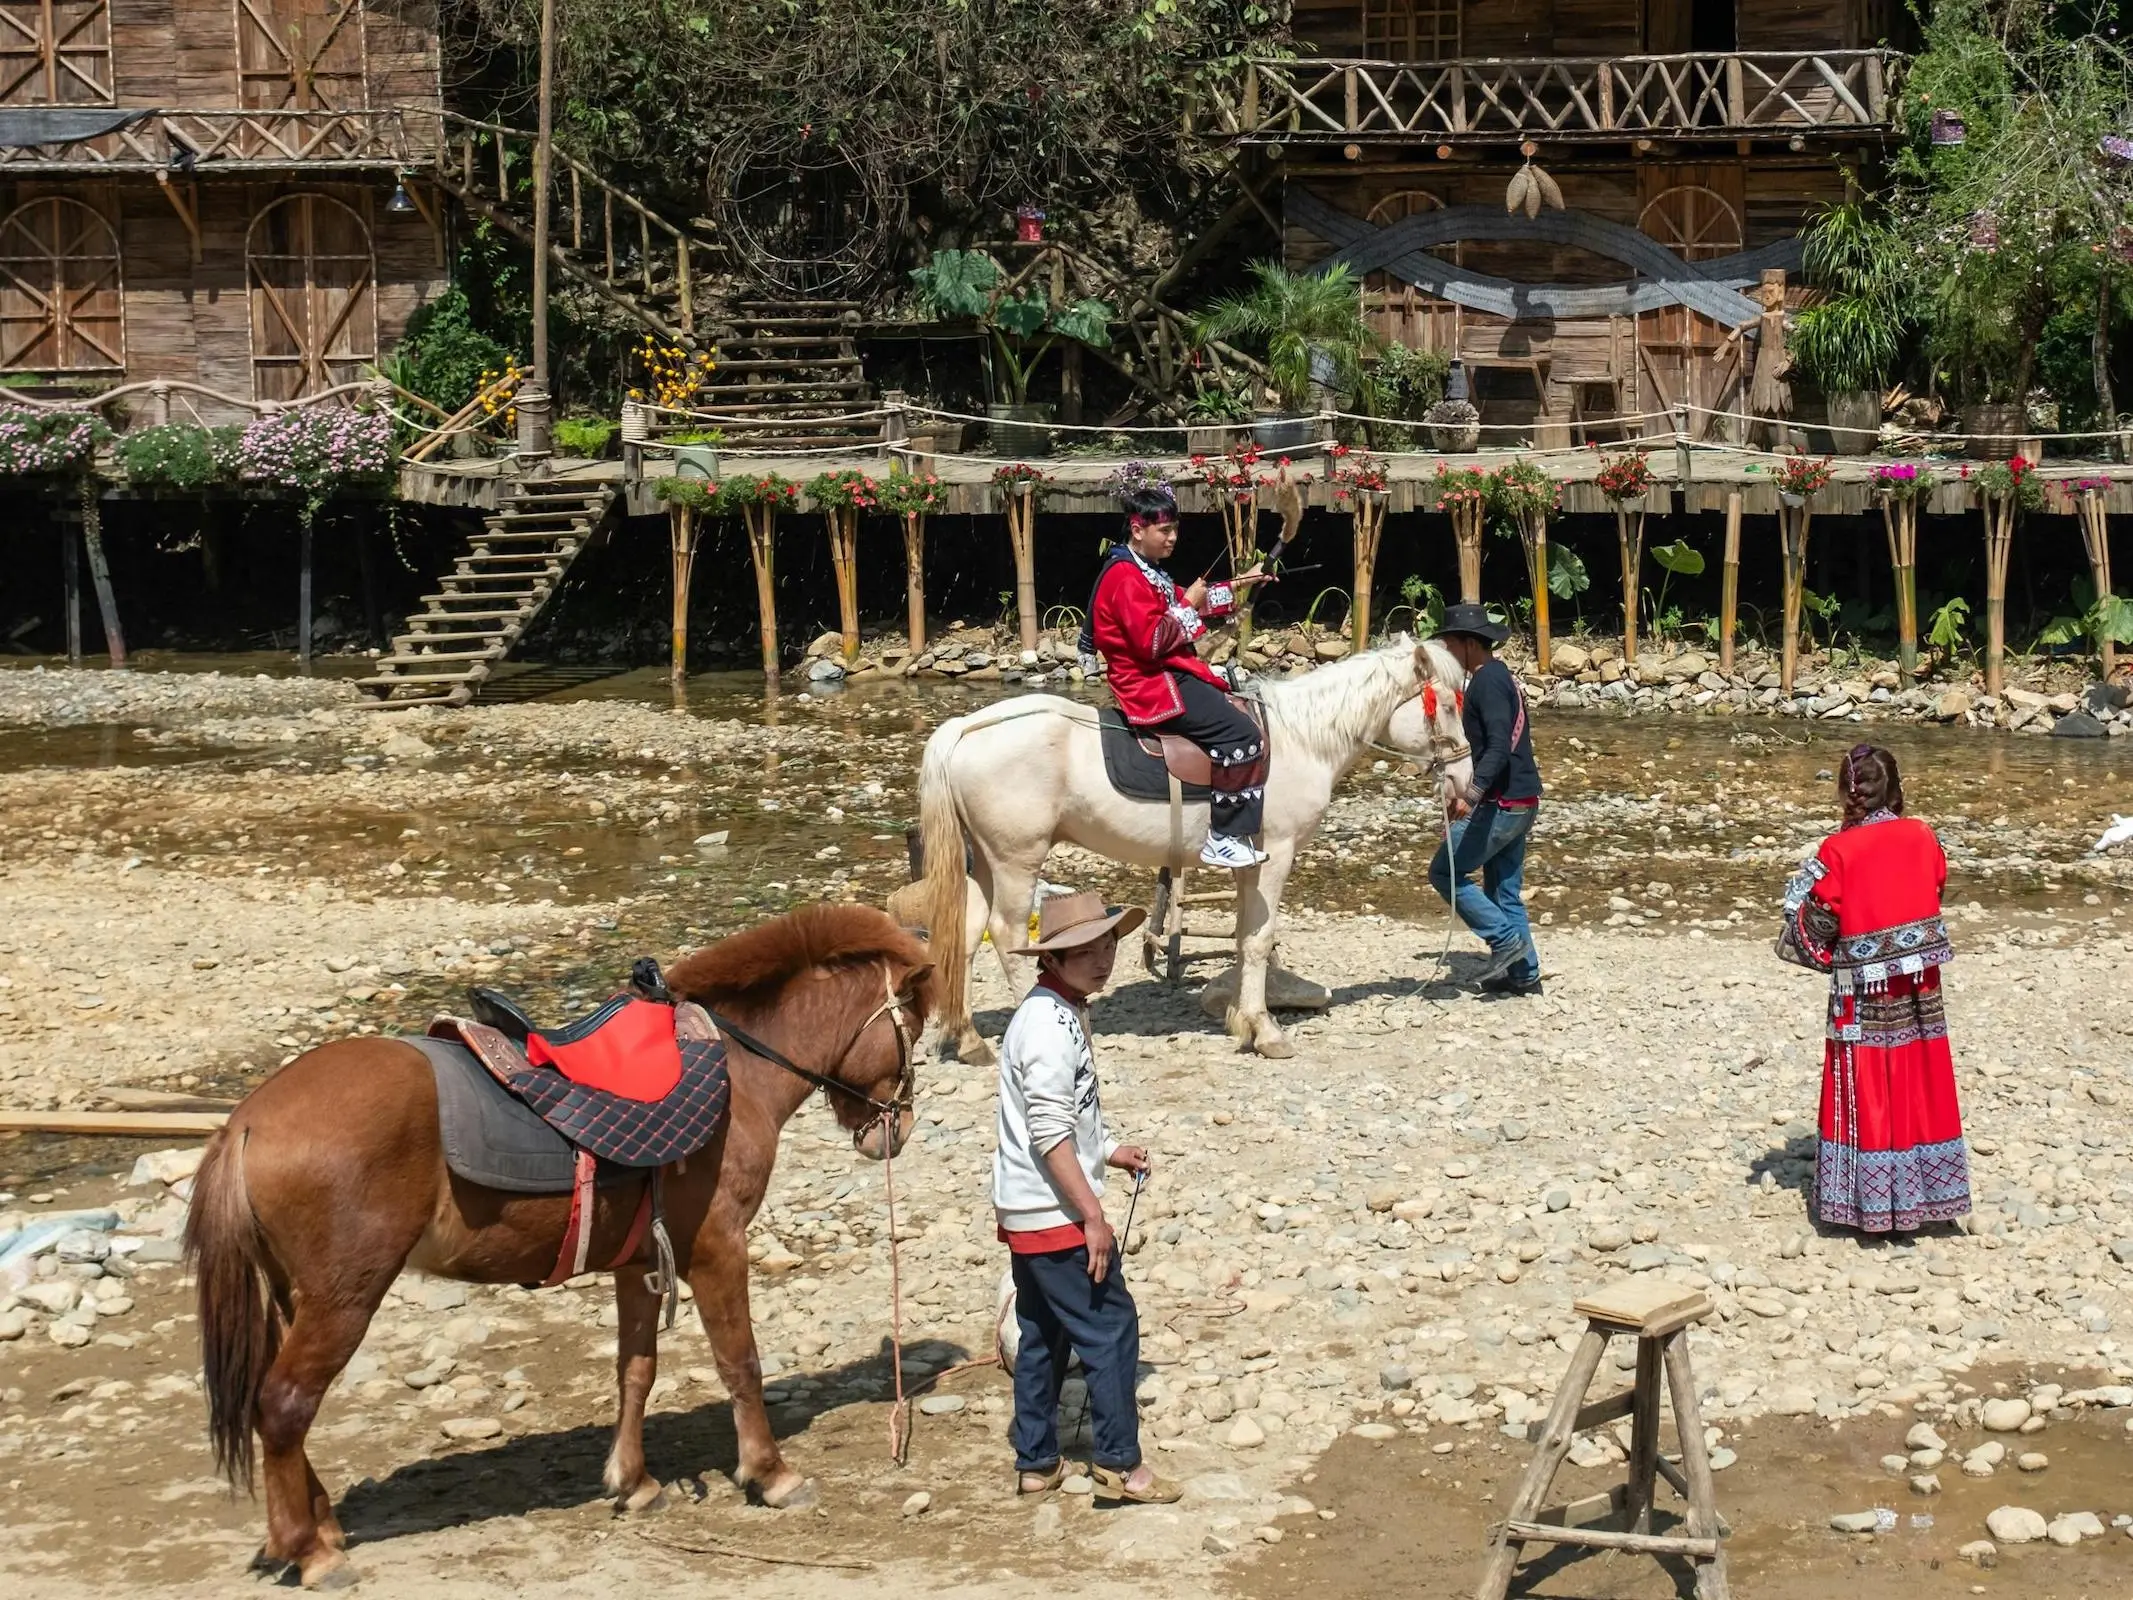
[1428,800,1539,981]
[1008,1245,1141,1473]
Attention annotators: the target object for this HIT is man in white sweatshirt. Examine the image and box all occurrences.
[992,890,1179,1506]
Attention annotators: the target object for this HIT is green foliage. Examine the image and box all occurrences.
[716,473,799,513]
[1650,541,1706,577]
[1546,543,1589,602]
[878,465,949,515]
[2035,578,2133,653]
[664,428,726,446]
[1644,540,1705,640]
[805,467,882,512]
[909,250,1114,406]
[1185,380,1254,423]
[1194,261,1382,413]
[1790,200,1910,394]
[1387,574,1445,639]
[115,424,243,492]
[391,285,517,414]
[1974,455,2046,509]
[1888,0,2133,403]
[1928,594,1972,655]
[652,476,717,511]
[1371,342,1450,419]
[1485,458,1559,530]
[1301,586,1351,630]
[0,407,109,476]
[554,416,616,456]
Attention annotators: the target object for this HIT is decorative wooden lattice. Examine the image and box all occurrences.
[0,195,122,371]
[0,0,112,105]
[247,192,376,400]
[236,0,367,111]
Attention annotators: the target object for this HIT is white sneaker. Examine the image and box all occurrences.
[1199,832,1268,869]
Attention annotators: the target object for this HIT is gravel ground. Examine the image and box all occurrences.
[0,666,360,728]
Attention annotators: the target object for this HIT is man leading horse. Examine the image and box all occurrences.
[1078,482,1273,870]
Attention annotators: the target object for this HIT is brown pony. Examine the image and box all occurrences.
[185,904,934,1589]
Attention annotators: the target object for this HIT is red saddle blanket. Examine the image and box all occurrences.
[525,998,683,1101]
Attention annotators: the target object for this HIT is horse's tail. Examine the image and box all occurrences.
[183,1124,279,1490]
[917,714,975,1048]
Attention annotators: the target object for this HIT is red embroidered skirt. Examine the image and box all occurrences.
[1815,967,1971,1233]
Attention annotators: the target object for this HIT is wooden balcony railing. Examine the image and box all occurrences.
[1210,51,1897,142]
[0,107,429,171]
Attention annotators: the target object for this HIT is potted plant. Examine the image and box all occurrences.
[1771,452,1834,507]
[1194,260,1382,450]
[1424,359,1482,453]
[1432,462,1492,603]
[1789,201,1906,456]
[1595,446,1657,661]
[907,248,1115,459]
[1183,379,1254,455]
[553,416,617,460]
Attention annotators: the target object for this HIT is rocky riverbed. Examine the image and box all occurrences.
[2,663,2132,1597]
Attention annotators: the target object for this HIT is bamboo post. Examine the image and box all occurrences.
[1351,491,1386,650]
[1615,504,1646,663]
[1982,491,2016,699]
[1221,490,1259,643]
[668,501,699,689]
[296,510,314,674]
[825,505,861,663]
[1006,487,1040,654]
[745,502,779,682]
[1718,490,1741,675]
[1518,508,1552,674]
[902,511,928,656]
[1451,500,1484,606]
[1778,499,1813,696]
[2077,487,2115,680]
[1880,491,1920,679]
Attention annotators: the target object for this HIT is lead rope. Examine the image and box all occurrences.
[1066,1168,1146,1455]
[881,1107,912,1464]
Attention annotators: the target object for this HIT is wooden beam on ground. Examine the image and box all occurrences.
[0,1109,228,1136]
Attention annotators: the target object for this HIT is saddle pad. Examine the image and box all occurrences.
[507,1035,731,1168]
[406,1034,632,1195]
[526,997,684,1101]
[1098,705,1211,802]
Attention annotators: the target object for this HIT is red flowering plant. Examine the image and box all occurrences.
[879,465,949,516]
[714,473,799,513]
[1431,461,1491,512]
[991,461,1052,499]
[805,467,881,513]
[2060,473,2115,508]
[1327,442,1388,502]
[1771,452,1835,500]
[1592,446,1655,504]
[1974,453,2044,511]
[1186,439,1264,504]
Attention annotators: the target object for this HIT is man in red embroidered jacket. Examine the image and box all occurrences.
[1079,482,1272,870]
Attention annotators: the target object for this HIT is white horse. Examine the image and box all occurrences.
[914,638,1473,1060]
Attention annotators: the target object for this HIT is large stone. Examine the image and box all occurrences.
[806,630,843,659]
[2051,711,2107,739]
[1314,638,1351,661]
[1551,644,1591,675]
[1829,1510,1882,1533]
[807,658,847,683]
[1198,964,1330,1018]
[126,1147,204,1187]
[2046,1511,2104,1544]
[1984,1505,2047,1544]
[1981,1398,2031,1432]
[440,1417,501,1441]
[2005,687,2050,710]
[1933,689,1973,721]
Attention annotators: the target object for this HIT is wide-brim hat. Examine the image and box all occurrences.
[1012,889,1146,955]
[1437,602,1510,645]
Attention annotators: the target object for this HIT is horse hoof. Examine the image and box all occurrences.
[300,1550,357,1590]
[752,1474,819,1510]
[956,1035,996,1068]
[617,1478,667,1515]
[1254,1034,1296,1060]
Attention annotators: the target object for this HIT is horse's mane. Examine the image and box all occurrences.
[666,903,936,1014]
[1254,635,1460,755]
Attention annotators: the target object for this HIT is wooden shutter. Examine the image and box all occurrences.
[1635,180,1746,439]
[247,192,375,400]
[0,196,123,371]
[0,0,114,105]
[235,0,367,110]
[1365,0,1460,61]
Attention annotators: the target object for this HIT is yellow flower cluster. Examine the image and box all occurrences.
[475,363,525,430]
[627,336,716,411]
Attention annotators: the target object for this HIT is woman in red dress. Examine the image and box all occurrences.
[1777,744,1971,1234]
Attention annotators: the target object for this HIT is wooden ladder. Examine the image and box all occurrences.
[1477,1280,1731,1600]
[355,481,618,707]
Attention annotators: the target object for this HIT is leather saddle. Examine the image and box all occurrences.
[1097,696,1269,804]
[425,965,731,1303]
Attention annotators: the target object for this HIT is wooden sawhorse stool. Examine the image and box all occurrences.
[1476,1280,1730,1600]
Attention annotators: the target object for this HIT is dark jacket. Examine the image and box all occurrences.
[1463,657,1542,803]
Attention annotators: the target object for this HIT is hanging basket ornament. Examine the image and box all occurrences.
[1505,141,1564,219]
[1930,108,1966,146]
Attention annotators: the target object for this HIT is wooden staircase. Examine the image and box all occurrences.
[691,300,881,448]
[356,481,617,707]
[430,116,880,446]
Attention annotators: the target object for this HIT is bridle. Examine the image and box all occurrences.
[1365,676,1471,775]
[703,963,921,1122]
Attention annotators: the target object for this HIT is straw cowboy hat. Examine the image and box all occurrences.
[1436,602,1510,645]
[1012,889,1146,955]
